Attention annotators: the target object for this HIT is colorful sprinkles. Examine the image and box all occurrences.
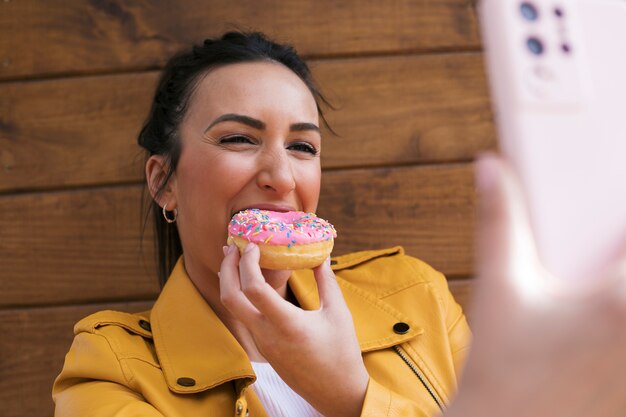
[228,209,337,248]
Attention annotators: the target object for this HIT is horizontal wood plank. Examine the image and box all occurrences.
[0,300,154,417]
[1,163,476,307]
[0,0,480,80]
[319,163,476,277]
[0,72,154,192]
[0,281,472,417]
[316,54,495,168]
[0,184,160,308]
[0,54,494,193]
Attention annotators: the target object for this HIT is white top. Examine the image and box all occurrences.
[251,362,324,417]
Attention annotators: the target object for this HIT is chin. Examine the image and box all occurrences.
[261,268,292,290]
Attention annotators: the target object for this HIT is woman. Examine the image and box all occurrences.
[53,31,626,417]
[52,32,470,417]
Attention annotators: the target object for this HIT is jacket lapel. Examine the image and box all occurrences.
[150,258,255,394]
[289,269,424,352]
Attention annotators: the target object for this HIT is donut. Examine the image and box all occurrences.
[227,209,337,270]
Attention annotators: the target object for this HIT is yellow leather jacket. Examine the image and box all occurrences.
[53,247,470,417]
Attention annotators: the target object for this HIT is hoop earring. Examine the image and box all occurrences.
[162,203,178,224]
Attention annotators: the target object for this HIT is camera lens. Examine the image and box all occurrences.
[527,37,544,55]
[520,2,539,21]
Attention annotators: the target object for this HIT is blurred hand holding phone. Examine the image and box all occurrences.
[478,0,626,283]
[442,5,626,416]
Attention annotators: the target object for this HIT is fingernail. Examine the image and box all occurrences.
[227,244,237,255]
[475,153,499,193]
[222,246,229,256]
[245,242,256,253]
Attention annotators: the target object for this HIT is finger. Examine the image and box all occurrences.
[219,244,260,323]
[475,153,555,303]
[603,242,626,304]
[312,257,344,309]
[238,243,297,321]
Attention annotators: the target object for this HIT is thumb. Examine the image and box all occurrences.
[475,153,553,303]
[312,257,343,309]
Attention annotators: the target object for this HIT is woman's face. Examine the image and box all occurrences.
[161,61,322,278]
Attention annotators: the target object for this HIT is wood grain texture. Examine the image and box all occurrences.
[0,281,472,417]
[316,53,495,168]
[0,184,160,308]
[0,300,154,417]
[0,0,480,80]
[0,54,494,193]
[0,72,155,192]
[319,163,476,277]
[1,163,475,308]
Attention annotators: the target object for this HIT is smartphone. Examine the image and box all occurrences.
[478,0,626,282]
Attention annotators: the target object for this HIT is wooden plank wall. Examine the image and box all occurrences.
[0,1,495,416]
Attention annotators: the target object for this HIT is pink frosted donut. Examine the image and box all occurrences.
[227,209,337,270]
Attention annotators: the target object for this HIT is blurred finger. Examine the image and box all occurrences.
[475,153,555,303]
[604,243,626,304]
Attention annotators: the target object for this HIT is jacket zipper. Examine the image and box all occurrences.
[393,345,444,411]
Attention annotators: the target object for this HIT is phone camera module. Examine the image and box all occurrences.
[520,2,539,21]
[527,37,545,55]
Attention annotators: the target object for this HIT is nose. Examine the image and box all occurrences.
[256,147,296,195]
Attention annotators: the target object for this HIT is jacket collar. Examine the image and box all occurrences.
[289,268,423,352]
[150,258,255,394]
[150,256,422,394]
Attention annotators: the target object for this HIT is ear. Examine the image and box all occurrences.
[145,155,178,210]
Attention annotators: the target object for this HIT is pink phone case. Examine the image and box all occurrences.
[478,0,626,282]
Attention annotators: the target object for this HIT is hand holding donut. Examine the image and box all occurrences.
[218,241,369,417]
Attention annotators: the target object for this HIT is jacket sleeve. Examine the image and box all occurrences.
[409,255,472,379]
[433,269,472,379]
[53,332,164,417]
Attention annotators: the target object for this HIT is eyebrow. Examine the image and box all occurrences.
[205,114,265,132]
[289,122,321,134]
[204,113,320,134]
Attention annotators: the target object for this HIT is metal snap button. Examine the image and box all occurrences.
[176,377,196,387]
[393,322,410,334]
[138,319,151,332]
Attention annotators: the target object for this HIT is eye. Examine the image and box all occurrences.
[219,135,255,145]
[288,142,319,156]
